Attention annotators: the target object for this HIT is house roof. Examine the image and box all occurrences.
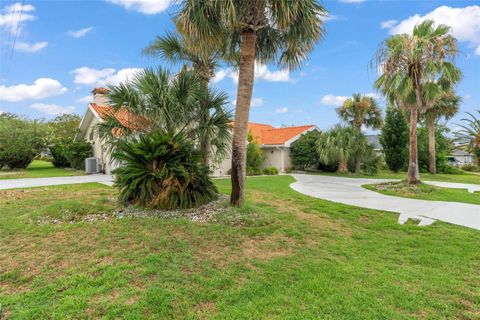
[242,122,317,146]
[90,103,148,131]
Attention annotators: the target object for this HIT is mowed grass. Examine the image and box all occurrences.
[1,176,479,319]
[310,169,480,185]
[0,160,85,180]
[363,181,480,205]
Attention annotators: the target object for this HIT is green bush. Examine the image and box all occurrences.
[247,132,265,173]
[440,165,464,175]
[262,166,279,175]
[461,164,480,172]
[0,115,48,169]
[380,106,409,172]
[290,131,321,170]
[417,125,452,173]
[112,131,217,210]
[50,144,70,167]
[63,142,92,170]
[246,167,262,176]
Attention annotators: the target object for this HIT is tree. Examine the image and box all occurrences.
[0,116,47,169]
[375,20,461,184]
[290,130,321,170]
[144,31,227,167]
[455,110,480,166]
[246,131,265,175]
[97,68,232,165]
[176,0,326,205]
[423,93,460,174]
[48,114,82,167]
[337,94,382,173]
[417,125,452,173]
[379,105,409,172]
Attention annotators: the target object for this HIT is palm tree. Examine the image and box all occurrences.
[317,125,367,174]
[144,31,227,168]
[455,110,480,166]
[97,68,232,162]
[423,92,460,174]
[375,20,461,184]
[337,94,382,174]
[176,0,326,205]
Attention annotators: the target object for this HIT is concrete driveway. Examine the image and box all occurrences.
[0,175,114,190]
[290,174,480,230]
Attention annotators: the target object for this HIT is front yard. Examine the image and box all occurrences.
[1,176,479,319]
[0,161,84,180]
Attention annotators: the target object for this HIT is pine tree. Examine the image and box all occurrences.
[380,106,409,172]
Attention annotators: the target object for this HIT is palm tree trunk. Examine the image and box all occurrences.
[231,30,256,206]
[428,119,436,174]
[407,107,420,184]
[201,136,211,168]
[338,159,348,174]
[354,124,362,174]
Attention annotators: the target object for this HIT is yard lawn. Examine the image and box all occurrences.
[1,176,479,319]
[0,160,85,180]
[310,169,480,185]
[363,181,480,205]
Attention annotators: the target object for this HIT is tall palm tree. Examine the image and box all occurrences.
[337,93,382,174]
[423,92,460,174]
[143,31,226,167]
[455,110,480,166]
[317,125,367,174]
[96,68,232,162]
[375,19,461,184]
[176,0,326,206]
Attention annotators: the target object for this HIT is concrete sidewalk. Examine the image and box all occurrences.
[0,175,114,190]
[291,174,480,230]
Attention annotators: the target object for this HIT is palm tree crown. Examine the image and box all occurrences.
[337,94,382,130]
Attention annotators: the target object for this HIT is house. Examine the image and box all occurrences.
[77,87,318,175]
[447,149,475,166]
[212,123,319,176]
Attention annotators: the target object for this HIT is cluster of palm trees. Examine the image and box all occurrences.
[375,20,462,184]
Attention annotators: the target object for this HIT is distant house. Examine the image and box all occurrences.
[77,87,319,175]
[213,123,319,176]
[447,149,475,166]
[365,134,382,156]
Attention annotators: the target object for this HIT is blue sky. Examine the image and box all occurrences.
[0,0,479,134]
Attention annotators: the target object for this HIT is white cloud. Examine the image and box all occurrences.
[385,6,480,55]
[106,0,172,14]
[214,63,290,84]
[381,19,397,29]
[76,95,92,104]
[14,41,47,52]
[0,78,67,102]
[67,27,94,38]
[71,67,142,86]
[0,2,36,34]
[319,14,338,22]
[320,94,349,106]
[232,97,264,107]
[30,103,75,115]
[275,107,288,114]
[338,0,365,3]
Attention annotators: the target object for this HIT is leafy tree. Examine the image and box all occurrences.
[417,125,452,173]
[455,110,480,166]
[0,116,48,169]
[63,141,92,170]
[375,20,461,184]
[176,0,326,205]
[290,130,321,170]
[47,114,82,167]
[337,93,382,173]
[112,131,217,210]
[246,132,265,175]
[379,106,409,172]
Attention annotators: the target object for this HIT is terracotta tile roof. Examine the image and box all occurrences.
[90,103,149,132]
[231,121,316,145]
[91,87,109,95]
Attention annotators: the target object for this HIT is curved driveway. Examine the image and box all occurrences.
[290,174,480,230]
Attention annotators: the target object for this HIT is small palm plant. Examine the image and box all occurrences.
[112,131,218,210]
[455,110,480,166]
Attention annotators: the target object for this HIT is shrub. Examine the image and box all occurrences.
[361,145,381,176]
[112,131,218,210]
[262,166,279,175]
[440,165,464,175]
[63,142,92,170]
[50,144,70,167]
[246,167,262,176]
[290,130,321,170]
[246,131,265,173]
[379,106,409,172]
[0,115,48,169]
[461,164,480,172]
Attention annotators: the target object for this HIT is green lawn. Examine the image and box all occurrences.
[0,160,85,180]
[310,169,480,185]
[1,176,479,319]
[363,181,480,205]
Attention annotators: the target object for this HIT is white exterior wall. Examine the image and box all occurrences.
[261,147,290,172]
[84,118,117,174]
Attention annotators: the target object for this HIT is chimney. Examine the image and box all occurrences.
[91,87,110,105]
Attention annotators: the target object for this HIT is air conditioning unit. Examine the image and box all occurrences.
[85,157,101,174]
